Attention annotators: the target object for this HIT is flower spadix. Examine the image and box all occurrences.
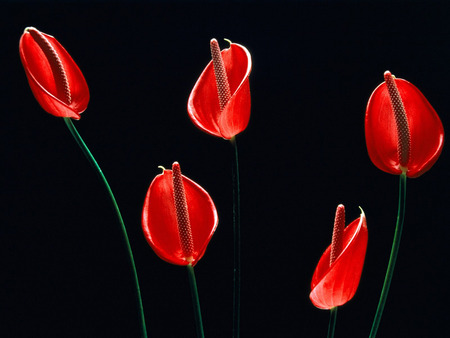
[188,39,252,139]
[19,27,89,119]
[310,205,368,309]
[365,71,444,178]
[141,162,218,266]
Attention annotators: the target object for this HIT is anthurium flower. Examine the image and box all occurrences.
[365,71,444,178]
[187,39,252,139]
[19,27,89,119]
[310,205,368,310]
[142,162,218,266]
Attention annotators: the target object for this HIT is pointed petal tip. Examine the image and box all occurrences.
[358,205,364,214]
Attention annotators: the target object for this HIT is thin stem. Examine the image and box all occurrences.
[63,118,147,338]
[369,172,407,338]
[230,136,241,338]
[187,264,205,338]
[327,307,338,338]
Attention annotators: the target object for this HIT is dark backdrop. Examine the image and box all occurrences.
[1,1,449,337]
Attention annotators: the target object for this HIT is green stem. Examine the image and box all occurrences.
[327,307,338,338]
[230,136,241,338]
[369,172,407,338]
[63,118,147,338]
[187,264,205,338]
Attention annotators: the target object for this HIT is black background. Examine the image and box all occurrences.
[1,1,450,337]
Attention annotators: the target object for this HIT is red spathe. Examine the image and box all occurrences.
[19,27,89,119]
[188,41,252,139]
[142,168,218,266]
[365,76,444,178]
[310,212,368,309]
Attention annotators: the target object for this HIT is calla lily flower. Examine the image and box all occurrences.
[19,27,89,119]
[310,205,368,310]
[142,162,218,266]
[188,39,252,139]
[365,71,444,178]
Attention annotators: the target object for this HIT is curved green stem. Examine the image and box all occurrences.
[369,172,407,338]
[63,118,147,338]
[230,136,241,338]
[187,264,205,338]
[327,307,338,338]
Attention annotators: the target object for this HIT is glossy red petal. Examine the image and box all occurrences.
[19,27,89,119]
[142,169,218,266]
[187,42,252,139]
[365,77,444,178]
[310,212,368,309]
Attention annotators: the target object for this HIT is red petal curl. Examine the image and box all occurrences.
[141,168,218,266]
[365,77,444,178]
[310,211,368,309]
[188,42,252,139]
[19,27,89,119]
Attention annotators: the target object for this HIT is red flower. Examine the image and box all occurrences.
[188,39,252,139]
[19,27,89,120]
[365,71,444,178]
[142,162,218,266]
[310,205,368,309]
